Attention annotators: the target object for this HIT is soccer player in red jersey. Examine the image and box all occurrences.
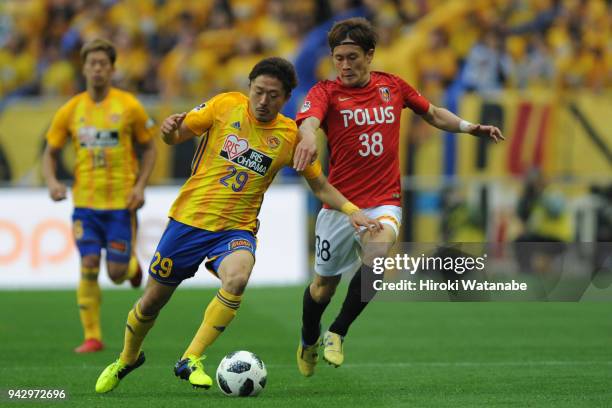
[293,18,504,376]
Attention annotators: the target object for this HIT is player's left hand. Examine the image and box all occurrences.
[470,124,505,143]
[127,185,145,211]
[349,211,383,233]
[293,136,318,171]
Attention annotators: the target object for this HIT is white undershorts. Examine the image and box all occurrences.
[314,205,402,277]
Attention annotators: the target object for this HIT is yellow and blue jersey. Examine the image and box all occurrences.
[46,87,155,210]
[169,92,319,233]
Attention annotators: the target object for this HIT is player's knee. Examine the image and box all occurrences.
[138,294,163,316]
[220,255,253,295]
[81,255,100,269]
[310,279,338,303]
[107,264,128,284]
[222,270,250,295]
[362,246,392,267]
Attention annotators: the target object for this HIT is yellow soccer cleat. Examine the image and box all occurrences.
[174,354,213,389]
[95,351,145,393]
[296,338,320,377]
[323,331,344,367]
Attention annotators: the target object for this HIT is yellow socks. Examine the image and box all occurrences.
[77,267,101,341]
[182,288,242,359]
[125,255,139,280]
[120,301,157,364]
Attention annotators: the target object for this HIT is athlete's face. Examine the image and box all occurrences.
[332,44,374,87]
[82,50,114,90]
[248,75,289,122]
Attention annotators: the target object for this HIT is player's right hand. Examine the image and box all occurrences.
[349,211,383,233]
[161,112,187,136]
[48,181,67,201]
[293,132,318,171]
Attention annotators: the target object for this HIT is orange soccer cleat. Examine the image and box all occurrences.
[74,338,104,353]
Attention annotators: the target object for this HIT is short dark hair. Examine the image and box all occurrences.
[80,38,117,65]
[328,17,377,53]
[248,57,298,97]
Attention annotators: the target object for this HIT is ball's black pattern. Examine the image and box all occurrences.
[227,360,251,374]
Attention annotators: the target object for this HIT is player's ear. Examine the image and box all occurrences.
[366,49,374,63]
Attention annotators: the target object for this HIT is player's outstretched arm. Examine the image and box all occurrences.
[303,171,382,232]
[42,144,67,201]
[127,139,157,211]
[293,116,321,171]
[160,112,199,145]
[421,104,505,143]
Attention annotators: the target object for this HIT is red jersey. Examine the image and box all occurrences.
[296,71,430,208]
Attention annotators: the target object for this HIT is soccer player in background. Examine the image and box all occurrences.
[293,18,505,376]
[95,57,382,393]
[42,39,157,353]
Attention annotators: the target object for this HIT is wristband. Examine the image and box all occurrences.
[340,202,360,215]
[459,120,473,133]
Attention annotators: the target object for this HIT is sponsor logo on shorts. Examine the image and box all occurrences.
[73,220,84,240]
[108,240,128,254]
[229,239,253,251]
[220,134,272,176]
[300,100,311,113]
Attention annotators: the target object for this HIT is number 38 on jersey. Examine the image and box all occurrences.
[358,132,384,157]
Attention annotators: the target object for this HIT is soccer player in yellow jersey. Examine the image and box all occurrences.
[95,57,382,393]
[42,39,157,354]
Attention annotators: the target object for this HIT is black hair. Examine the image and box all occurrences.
[248,57,298,97]
[328,17,377,53]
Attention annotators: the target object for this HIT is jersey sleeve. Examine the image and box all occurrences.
[395,76,430,115]
[45,100,73,148]
[299,160,323,180]
[184,95,219,136]
[131,98,155,144]
[295,82,330,126]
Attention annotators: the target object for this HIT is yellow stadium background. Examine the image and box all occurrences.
[0,0,610,247]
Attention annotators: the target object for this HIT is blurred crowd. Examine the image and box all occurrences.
[0,0,610,101]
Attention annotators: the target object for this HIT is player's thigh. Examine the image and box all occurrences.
[147,219,209,287]
[104,209,135,264]
[72,208,104,259]
[206,231,257,294]
[217,250,256,295]
[361,205,402,243]
[360,205,401,265]
[314,209,361,277]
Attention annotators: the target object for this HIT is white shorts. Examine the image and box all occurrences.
[314,205,402,277]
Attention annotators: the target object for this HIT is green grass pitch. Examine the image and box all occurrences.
[1,286,610,407]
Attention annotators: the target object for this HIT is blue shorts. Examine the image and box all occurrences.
[148,218,257,286]
[72,208,135,263]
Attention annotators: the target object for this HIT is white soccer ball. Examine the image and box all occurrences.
[216,350,267,397]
